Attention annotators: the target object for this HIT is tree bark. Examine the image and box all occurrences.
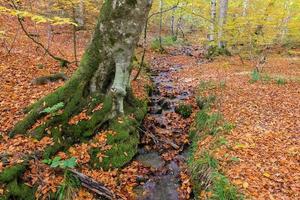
[10,0,152,139]
[243,0,249,16]
[280,0,291,43]
[208,0,217,43]
[218,0,229,48]
[159,0,164,51]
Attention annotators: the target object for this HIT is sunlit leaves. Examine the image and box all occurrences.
[0,5,77,26]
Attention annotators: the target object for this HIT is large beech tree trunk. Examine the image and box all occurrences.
[10,0,152,138]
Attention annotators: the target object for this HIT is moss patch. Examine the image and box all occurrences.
[0,163,27,183]
[90,98,147,170]
[5,179,35,200]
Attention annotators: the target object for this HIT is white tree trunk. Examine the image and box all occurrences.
[243,0,249,16]
[75,0,85,28]
[208,0,217,43]
[218,0,229,48]
[281,0,291,43]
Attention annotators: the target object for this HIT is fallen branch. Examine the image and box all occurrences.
[69,169,116,200]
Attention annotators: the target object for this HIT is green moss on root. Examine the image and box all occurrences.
[90,98,147,170]
[5,179,35,200]
[0,164,27,183]
[42,96,113,159]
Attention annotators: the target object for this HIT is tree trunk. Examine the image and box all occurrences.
[159,0,164,51]
[76,0,85,29]
[9,0,152,162]
[243,0,249,16]
[218,0,229,48]
[208,0,217,43]
[171,12,175,37]
[280,0,291,43]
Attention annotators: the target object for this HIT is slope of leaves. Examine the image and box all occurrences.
[177,52,300,199]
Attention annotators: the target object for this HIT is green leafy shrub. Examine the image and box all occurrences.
[175,103,193,118]
[250,69,260,83]
[56,171,81,200]
[205,45,231,59]
[150,36,181,51]
[43,156,77,169]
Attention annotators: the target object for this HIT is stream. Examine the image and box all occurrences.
[133,56,193,200]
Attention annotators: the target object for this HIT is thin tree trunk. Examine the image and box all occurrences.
[76,0,85,29]
[243,0,249,16]
[280,0,291,43]
[159,0,164,51]
[171,12,175,37]
[218,0,229,48]
[208,0,217,43]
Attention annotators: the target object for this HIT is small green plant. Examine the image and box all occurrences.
[223,122,235,133]
[219,80,227,89]
[207,112,224,135]
[217,137,228,146]
[205,45,231,59]
[150,36,179,52]
[175,103,193,118]
[195,111,224,135]
[261,74,272,83]
[250,69,260,83]
[43,157,79,199]
[37,63,45,69]
[199,80,217,92]
[56,171,81,200]
[276,77,287,85]
[41,102,64,114]
[230,157,240,163]
[210,172,242,200]
[43,156,77,169]
[196,95,216,109]
[150,38,161,51]
[200,151,218,169]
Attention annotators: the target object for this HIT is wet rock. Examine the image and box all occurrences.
[161,100,171,110]
[136,175,149,183]
[136,152,165,169]
[168,161,180,176]
[149,106,162,114]
[154,118,167,129]
[177,91,190,100]
[137,175,179,200]
[157,98,166,106]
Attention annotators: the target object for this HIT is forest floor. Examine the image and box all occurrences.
[0,16,300,199]
[171,49,300,199]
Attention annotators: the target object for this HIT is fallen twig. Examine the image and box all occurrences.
[69,169,116,200]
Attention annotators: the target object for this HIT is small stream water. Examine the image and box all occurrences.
[133,60,191,200]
